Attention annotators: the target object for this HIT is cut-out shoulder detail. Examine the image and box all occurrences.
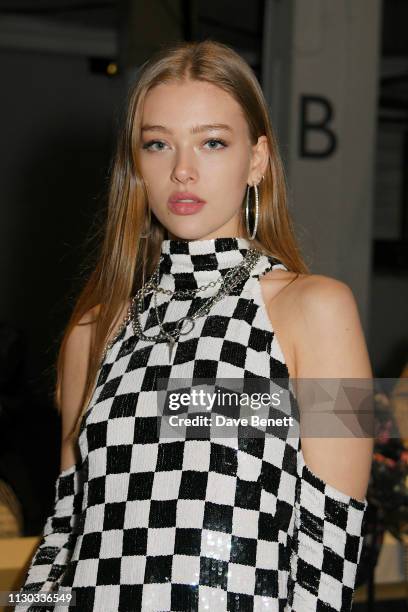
[298,449,367,508]
[259,269,308,302]
[258,272,301,380]
[59,314,96,461]
[58,463,77,479]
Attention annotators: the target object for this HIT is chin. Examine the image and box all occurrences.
[163,221,219,241]
[167,229,213,241]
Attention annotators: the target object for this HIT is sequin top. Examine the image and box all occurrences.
[21,236,368,611]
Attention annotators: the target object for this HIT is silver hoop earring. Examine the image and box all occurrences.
[245,183,259,240]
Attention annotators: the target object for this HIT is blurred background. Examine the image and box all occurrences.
[0,0,407,609]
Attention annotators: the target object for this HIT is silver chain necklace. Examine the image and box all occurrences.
[103,248,261,362]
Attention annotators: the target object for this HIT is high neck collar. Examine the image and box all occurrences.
[158,236,255,291]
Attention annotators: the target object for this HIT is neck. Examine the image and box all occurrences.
[158,235,254,290]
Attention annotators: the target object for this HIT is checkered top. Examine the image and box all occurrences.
[21,236,368,612]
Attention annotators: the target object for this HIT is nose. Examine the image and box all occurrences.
[171,147,198,184]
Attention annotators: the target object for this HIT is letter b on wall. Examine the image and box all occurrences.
[299,95,338,158]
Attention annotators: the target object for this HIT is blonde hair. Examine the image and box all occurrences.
[56,39,309,439]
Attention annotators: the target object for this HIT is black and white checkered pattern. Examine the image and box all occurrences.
[19,464,84,611]
[20,237,367,611]
[286,451,367,611]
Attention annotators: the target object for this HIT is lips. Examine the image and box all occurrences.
[168,191,206,204]
[167,191,207,215]
[167,200,206,215]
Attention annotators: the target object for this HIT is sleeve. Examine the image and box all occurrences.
[19,463,84,596]
[285,453,368,611]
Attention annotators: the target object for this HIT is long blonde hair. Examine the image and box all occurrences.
[56,39,309,439]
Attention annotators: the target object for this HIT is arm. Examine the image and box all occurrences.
[19,308,97,597]
[20,464,83,594]
[285,277,374,611]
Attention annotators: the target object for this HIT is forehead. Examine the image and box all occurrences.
[142,80,247,129]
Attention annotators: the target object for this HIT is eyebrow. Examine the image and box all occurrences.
[141,123,234,135]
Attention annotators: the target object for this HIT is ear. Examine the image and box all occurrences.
[248,135,269,186]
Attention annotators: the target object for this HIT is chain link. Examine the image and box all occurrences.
[102,248,261,357]
[153,277,222,297]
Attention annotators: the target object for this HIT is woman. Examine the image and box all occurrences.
[20,40,373,611]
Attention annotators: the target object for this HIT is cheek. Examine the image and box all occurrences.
[139,154,160,178]
[138,157,167,195]
[210,154,249,199]
[209,149,249,183]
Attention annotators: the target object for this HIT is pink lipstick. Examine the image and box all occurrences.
[168,191,207,215]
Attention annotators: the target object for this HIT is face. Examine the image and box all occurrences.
[138,79,268,240]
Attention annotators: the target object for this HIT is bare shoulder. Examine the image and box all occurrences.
[75,300,131,341]
[59,307,97,468]
[262,273,373,501]
[259,270,307,379]
[262,268,350,296]
[261,270,356,317]
[291,274,371,378]
[259,271,363,378]
[285,275,373,501]
[59,300,131,470]
[291,274,363,340]
[295,273,355,306]
[62,300,131,389]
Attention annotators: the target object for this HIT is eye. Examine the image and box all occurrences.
[141,138,228,152]
[142,140,167,151]
[204,139,227,150]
